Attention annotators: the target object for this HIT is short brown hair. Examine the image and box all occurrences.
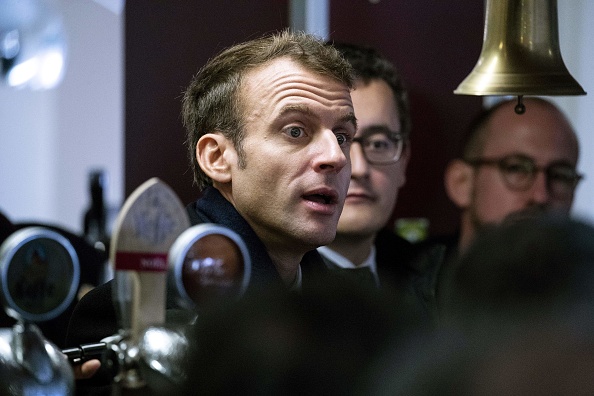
[182,29,355,190]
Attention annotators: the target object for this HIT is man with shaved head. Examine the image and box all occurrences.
[445,97,581,252]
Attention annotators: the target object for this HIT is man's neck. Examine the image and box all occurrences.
[215,186,304,286]
[326,233,375,267]
[266,249,303,285]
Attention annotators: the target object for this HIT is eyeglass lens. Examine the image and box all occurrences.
[498,156,581,197]
[354,129,403,165]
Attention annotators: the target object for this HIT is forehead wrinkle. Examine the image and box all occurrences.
[287,81,352,101]
[279,104,357,131]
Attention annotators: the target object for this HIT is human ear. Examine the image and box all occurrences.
[196,133,234,184]
[444,159,474,209]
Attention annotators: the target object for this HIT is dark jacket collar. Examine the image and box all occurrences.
[186,186,327,291]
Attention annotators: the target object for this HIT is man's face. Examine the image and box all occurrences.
[223,57,356,253]
[336,79,409,238]
[467,101,579,232]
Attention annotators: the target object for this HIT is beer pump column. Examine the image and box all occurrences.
[107,178,190,391]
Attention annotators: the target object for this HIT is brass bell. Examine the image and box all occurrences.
[455,0,586,104]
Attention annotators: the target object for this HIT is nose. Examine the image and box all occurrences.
[313,129,348,173]
[350,142,370,179]
[528,170,551,204]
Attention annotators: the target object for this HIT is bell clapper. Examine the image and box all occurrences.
[515,95,526,115]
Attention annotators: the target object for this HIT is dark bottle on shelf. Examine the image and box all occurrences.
[82,169,111,284]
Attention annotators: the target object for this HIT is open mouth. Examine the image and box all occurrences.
[303,192,337,205]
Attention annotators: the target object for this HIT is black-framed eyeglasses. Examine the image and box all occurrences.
[464,154,584,199]
[352,126,407,165]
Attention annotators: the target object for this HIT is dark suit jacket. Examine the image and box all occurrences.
[410,232,459,325]
[317,229,432,320]
[65,186,330,394]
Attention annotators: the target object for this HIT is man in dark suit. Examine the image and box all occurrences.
[66,30,359,392]
[316,43,427,310]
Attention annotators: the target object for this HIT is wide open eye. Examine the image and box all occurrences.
[335,133,348,146]
[286,126,305,138]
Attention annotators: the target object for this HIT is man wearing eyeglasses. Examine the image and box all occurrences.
[445,97,582,253]
[315,43,422,299]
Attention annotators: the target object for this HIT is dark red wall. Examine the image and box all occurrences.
[125,0,289,206]
[125,1,484,238]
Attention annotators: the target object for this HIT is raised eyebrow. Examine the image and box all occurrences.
[278,105,357,131]
[279,104,315,117]
[338,112,357,132]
